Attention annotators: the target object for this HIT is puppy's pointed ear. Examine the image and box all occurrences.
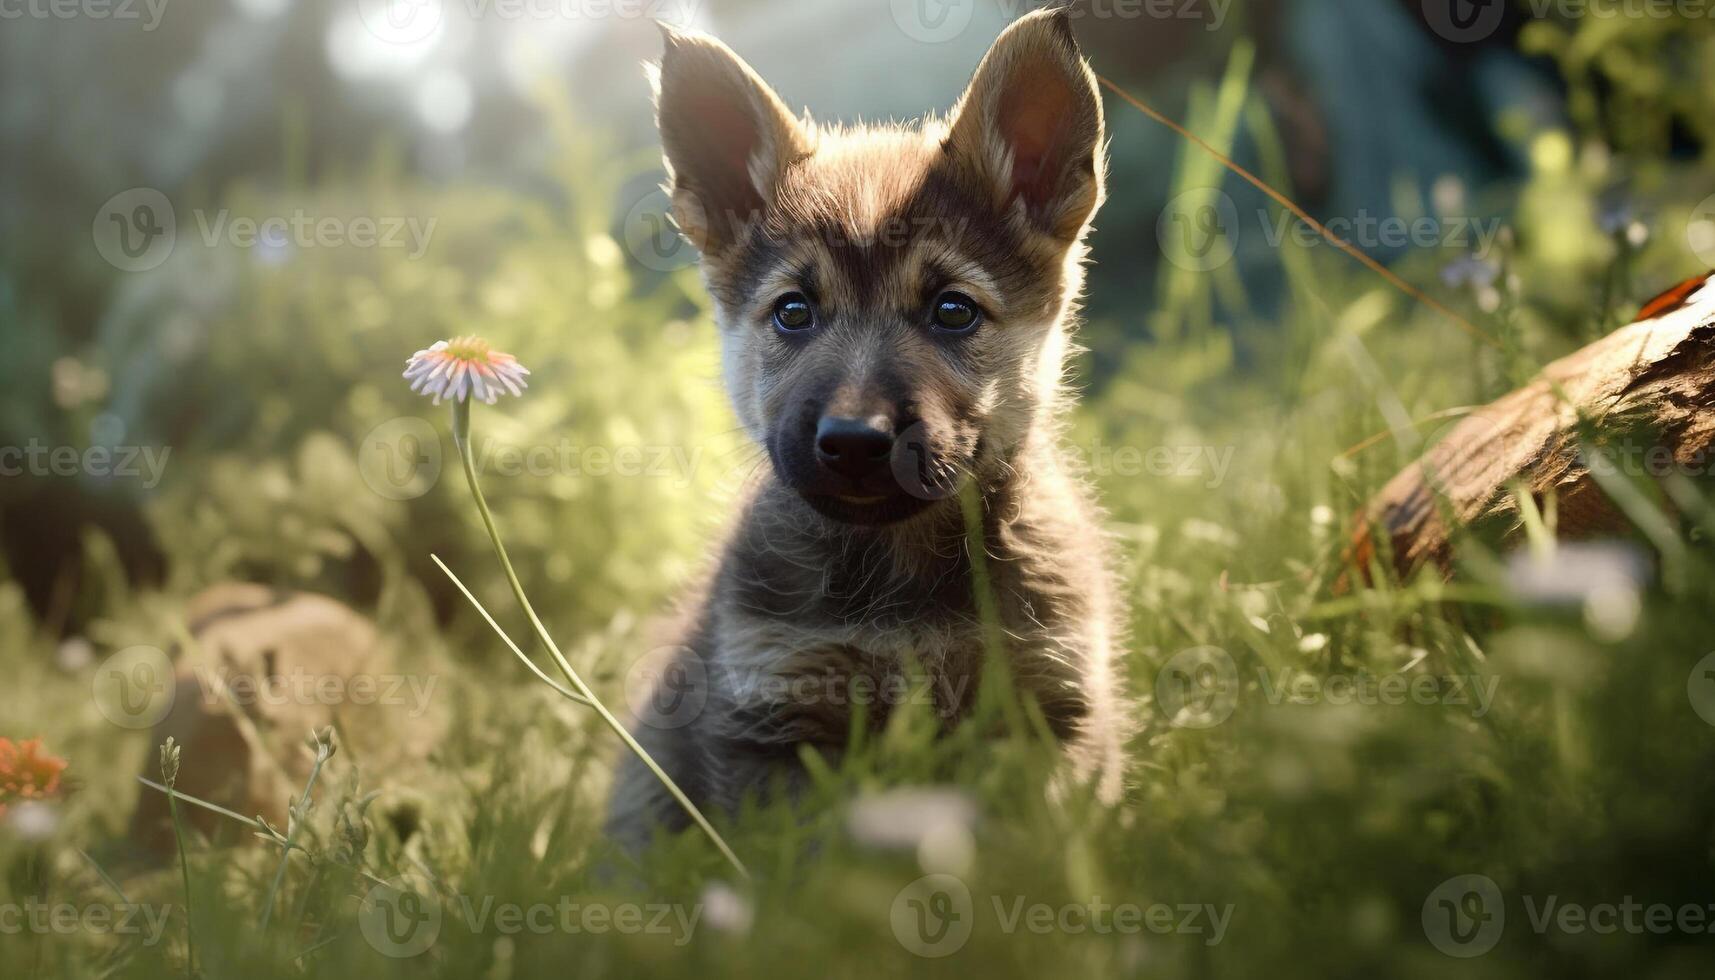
[651,25,809,253]
[945,10,1105,243]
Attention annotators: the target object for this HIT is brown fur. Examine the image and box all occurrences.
[608,10,1129,851]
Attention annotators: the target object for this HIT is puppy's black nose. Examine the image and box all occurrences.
[815,416,895,481]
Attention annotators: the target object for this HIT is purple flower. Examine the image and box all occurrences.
[1441,254,1500,291]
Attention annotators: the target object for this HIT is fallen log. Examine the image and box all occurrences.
[1346,271,1715,584]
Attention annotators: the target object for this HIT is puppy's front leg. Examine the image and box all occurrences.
[699,737,834,818]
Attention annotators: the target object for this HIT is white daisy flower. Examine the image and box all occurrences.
[698,881,754,936]
[847,787,977,874]
[403,336,530,405]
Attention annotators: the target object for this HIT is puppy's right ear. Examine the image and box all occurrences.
[650,25,808,253]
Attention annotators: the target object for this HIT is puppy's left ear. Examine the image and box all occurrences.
[945,9,1105,243]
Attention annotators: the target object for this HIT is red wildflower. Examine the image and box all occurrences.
[0,737,68,816]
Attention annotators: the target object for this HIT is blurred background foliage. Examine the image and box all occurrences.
[0,0,1711,642]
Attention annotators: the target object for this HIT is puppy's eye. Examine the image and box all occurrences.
[931,292,982,335]
[772,293,816,333]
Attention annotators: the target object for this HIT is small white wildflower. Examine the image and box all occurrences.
[847,788,977,874]
[7,801,60,842]
[55,637,95,672]
[1507,543,1648,642]
[1181,518,1238,549]
[1298,633,1329,654]
[1584,586,1642,643]
[403,336,530,405]
[917,818,976,876]
[698,881,753,936]
[1506,542,1647,606]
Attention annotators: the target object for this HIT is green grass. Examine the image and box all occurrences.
[7,272,1715,975]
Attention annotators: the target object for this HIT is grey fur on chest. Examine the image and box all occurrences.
[700,516,1091,748]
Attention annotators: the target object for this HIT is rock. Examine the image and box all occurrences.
[129,584,439,856]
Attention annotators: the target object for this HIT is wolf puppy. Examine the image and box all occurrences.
[609,10,1127,850]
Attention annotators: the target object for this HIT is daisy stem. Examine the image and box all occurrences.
[450,399,748,879]
[165,786,196,976]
